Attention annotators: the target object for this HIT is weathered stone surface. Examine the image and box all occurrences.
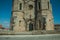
[11,0,54,32]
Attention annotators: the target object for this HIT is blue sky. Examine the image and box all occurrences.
[0,0,60,28]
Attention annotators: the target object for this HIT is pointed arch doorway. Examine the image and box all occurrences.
[29,22,33,31]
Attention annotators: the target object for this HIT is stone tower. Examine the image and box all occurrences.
[11,0,54,32]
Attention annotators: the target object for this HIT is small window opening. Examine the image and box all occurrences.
[20,3,22,10]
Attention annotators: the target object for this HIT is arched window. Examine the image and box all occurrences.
[48,2,49,9]
[38,2,40,9]
[19,20,21,26]
[20,3,22,10]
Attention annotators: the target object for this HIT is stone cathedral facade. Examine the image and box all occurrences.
[11,0,54,32]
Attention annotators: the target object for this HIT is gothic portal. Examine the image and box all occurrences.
[10,0,54,32]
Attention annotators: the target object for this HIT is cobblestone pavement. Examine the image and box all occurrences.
[0,34,60,40]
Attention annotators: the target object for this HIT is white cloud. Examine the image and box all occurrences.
[2,21,10,28]
[3,21,9,24]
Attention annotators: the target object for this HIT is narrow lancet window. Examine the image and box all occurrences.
[38,2,40,10]
[20,3,22,10]
[48,2,49,9]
